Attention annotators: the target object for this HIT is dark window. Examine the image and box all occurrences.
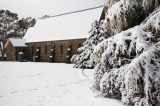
[32,46,34,55]
[45,45,47,54]
[78,43,82,47]
[51,45,54,48]
[68,44,72,48]
[60,44,63,54]
[39,46,41,50]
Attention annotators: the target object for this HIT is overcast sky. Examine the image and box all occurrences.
[0,0,105,18]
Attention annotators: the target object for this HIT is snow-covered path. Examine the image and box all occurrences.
[0,62,124,106]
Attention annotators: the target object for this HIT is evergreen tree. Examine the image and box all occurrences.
[90,0,160,105]
[0,10,18,40]
[71,20,109,68]
[72,0,160,105]
[0,10,36,39]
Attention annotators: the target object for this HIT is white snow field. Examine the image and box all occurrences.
[0,62,124,106]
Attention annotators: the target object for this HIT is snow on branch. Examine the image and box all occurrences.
[99,42,160,105]
[71,20,109,68]
[91,5,160,106]
[104,0,159,36]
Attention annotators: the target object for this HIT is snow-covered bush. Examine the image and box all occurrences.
[104,0,143,36]
[91,26,154,90]
[91,5,160,106]
[71,20,109,68]
[104,0,159,36]
[71,0,159,104]
[142,6,160,35]
[142,0,160,13]
[121,43,160,105]
[104,0,120,10]
[99,43,160,105]
[72,0,159,69]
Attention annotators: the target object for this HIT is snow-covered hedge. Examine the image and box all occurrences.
[91,6,160,106]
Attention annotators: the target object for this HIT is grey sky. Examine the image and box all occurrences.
[0,0,105,18]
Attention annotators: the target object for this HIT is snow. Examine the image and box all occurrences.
[91,26,153,67]
[0,62,124,106]
[24,7,103,42]
[106,0,126,20]
[120,42,160,105]
[9,38,27,47]
[142,6,160,33]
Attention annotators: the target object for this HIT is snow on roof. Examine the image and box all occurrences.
[9,38,27,47]
[24,7,103,42]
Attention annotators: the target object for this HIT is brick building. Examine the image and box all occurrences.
[23,7,102,63]
[26,38,86,63]
[2,7,103,63]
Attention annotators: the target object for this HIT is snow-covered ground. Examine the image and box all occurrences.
[0,62,124,106]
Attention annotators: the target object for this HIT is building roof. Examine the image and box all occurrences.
[8,38,27,47]
[24,7,103,42]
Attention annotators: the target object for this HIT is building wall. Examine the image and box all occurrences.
[5,41,16,61]
[5,41,26,61]
[0,57,2,61]
[26,38,86,63]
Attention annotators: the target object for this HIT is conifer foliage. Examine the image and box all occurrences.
[72,0,160,105]
[71,20,109,68]
[0,10,36,59]
[0,10,36,40]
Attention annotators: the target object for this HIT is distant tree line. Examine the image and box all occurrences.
[0,10,36,40]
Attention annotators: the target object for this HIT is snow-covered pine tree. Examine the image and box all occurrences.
[90,0,160,105]
[0,10,18,40]
[71,20,109,68]
[0,10,36,39]
[103,0,158,36]
[72,0,160,69]
[9,17,36,38]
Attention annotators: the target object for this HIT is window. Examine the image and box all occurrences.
[78,43,82,47]
[36,46,41,57]
[51,45,55,52]
[45,45,47,54]
[32,46,34,55]
[60,44,63,54]
[68,44,72,48]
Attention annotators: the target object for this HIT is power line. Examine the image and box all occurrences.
[39,5,104,19]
